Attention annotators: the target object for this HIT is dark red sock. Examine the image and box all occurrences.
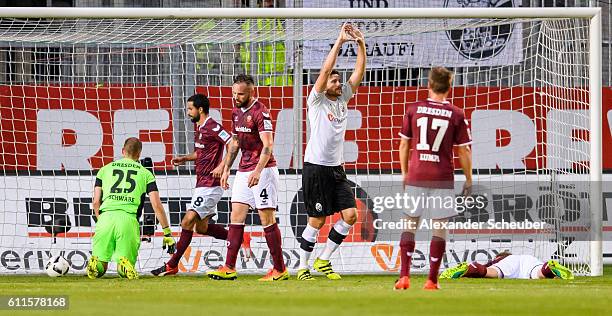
[264,223,286,271]
[224,224,244,269]
[167,229,193,268]
[399,232,415,278]
[541,262,555,278]
[428,236,446,283]
[464,262,488,278]
[205,223,228,240]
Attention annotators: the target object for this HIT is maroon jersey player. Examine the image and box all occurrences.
[151,94,249,277]
[207,74,286,281]
[395,67,473,290]
[231,100,277,172]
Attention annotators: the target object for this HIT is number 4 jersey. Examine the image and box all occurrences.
[95,158,158,215]
[399,98,472,189]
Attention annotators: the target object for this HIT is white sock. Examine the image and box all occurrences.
[319,219,352,261]
[299,224,319,270]
[333,219,352,235]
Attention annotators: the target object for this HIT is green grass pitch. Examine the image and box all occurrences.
[1,266,612,316]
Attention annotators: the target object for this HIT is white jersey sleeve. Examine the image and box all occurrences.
[307,89,325,108]
[338,83,354,103]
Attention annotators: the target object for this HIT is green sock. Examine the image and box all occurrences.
[96,262,106,277]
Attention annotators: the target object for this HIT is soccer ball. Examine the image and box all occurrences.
[45,255,70,277]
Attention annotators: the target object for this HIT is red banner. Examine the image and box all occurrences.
[1,84,610,171]
[0,84,173,170]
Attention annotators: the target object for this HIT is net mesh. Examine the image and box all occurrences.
[0,14,595,276]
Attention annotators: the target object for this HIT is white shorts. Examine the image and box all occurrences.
[188,186,224,219]
[403,185,457,219]
[491,254,544,279]
[231,167,279,210]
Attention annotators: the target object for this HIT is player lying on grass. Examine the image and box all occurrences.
[87,137,175,280]
[151,94,251,277]
[297,22,365,281]
[440,252,574,280]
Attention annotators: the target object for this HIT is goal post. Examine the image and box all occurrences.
[588,8,603,277]
[0,7,603,276]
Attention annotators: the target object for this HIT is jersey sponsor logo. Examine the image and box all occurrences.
[327,113,346,124]
[219,130,231,142]
[235,126,252,133]
[195,142,205,149]
[212,124,221,132]
[263,120,273,131]
[417,106,453,118]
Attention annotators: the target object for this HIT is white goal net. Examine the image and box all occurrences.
[0,8,602,276]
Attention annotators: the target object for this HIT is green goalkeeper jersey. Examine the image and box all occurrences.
[95,158,158,215]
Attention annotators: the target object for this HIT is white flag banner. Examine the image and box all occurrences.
[299,0,523,69]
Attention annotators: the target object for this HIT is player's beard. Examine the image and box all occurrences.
[190,113,200,123]
[234,97,250,108]
[326,87,342,98]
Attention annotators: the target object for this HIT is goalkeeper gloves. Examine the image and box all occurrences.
[162,227,176,254]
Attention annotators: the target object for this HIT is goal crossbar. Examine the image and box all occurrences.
[0,7,602,19]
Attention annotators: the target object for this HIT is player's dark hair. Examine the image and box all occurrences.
[123,137,142,157]
[494,251,512,261]
[233,74,255,86]
[428,66,453,94]
[330,69,340,77]
[187,94,210,114]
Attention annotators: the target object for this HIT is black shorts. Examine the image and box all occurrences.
[302,162,356,217]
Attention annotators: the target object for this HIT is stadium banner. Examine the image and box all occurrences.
[0,84,174,171]
[0,174,611,274]
[1,85,611,171]
[296,0,523,68]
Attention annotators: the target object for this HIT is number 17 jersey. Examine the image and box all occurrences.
[399,98,472,189]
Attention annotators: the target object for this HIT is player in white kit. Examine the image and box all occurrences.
[297,23,366,281]
[440,251,574,280]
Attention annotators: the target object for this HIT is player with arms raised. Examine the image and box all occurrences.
[207,74,287,281]
[297,23,365,281]
[151,94,250,276]
[440,251,574,280]
[87,138,175,280]
[395,67,472,290]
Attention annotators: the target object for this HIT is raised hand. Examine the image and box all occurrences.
[348,26,364,43]
[338,22,356,44]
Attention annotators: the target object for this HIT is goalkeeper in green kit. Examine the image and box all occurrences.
[86,137,176,279]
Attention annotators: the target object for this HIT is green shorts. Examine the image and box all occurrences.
[92,211,140,265]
